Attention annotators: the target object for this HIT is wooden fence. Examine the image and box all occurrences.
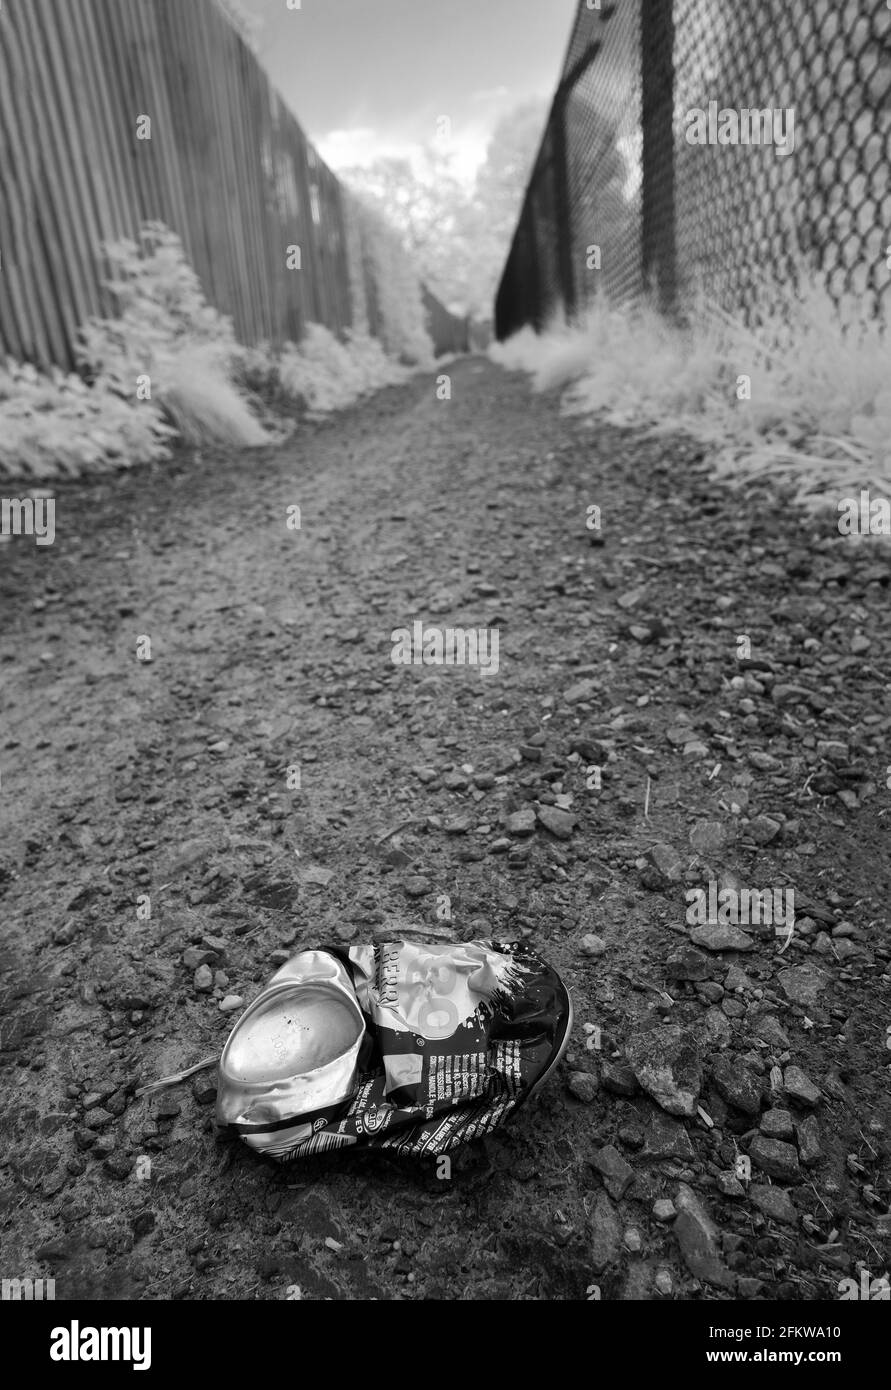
[422,285,469,357]
[0,0,464,370]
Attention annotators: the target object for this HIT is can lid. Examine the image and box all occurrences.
[220,980,365,1087]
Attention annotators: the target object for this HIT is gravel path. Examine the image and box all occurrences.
[1,357,889,1300]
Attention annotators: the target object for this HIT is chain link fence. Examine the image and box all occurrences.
[496,0,891,338]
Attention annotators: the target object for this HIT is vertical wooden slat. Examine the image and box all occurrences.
[0,156,29,362]
[177,0,235,318]
[213,15,254,339]
[331,179,354,332]
[316,165,337,331]
[0,19,35,365]
[275,100,310,342]
[251,58,279,344]
[266,93,297,345]
[244,55,273,344]
[65,0,126,241]
[328,167,353,333]
[13,0,98,355]
[228,36,270,343]
[0,5,71,365]
[296,133,323,324]
[190,3,238,328]
[34,0,106,309]
[119,0,167,229]
[203,1,255,338]
[132,0,192,247]
[64,0,128,245]
[73,0,139,249]
[218,30,254,339]
[88,0,145,235]
[162,0,216,300]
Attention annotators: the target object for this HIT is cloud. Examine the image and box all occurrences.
[316,128,389,169]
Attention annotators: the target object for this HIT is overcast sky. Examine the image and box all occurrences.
[236,0,577,181]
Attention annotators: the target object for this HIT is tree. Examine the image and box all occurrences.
[338,100,547,320]
[474,101,547,242]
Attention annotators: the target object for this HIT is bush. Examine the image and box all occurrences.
[0,359,174,479]
[278,324,410,412]
[0,218,429,478]
[76,222,273,450]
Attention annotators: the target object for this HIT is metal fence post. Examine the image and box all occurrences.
[640,0,677,316]
[552,92,576,324]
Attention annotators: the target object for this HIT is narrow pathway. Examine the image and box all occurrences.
[0,359,888,1299]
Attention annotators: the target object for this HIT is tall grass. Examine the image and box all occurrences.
[490,281,891,518]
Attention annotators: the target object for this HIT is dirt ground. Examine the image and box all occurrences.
[1,356,889,1301]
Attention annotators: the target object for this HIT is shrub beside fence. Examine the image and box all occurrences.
[0,0,464,370]
[496,0,891,337]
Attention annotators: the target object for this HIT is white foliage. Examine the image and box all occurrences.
[0,358,174,479]
[0,215,430,479]
[487,325,542,373]
[490,284,891,511]
[345,194,435,367]
[278,324,410,412]
[75,222,273,452]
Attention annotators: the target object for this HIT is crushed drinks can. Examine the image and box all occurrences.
[216,939,573,1160]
